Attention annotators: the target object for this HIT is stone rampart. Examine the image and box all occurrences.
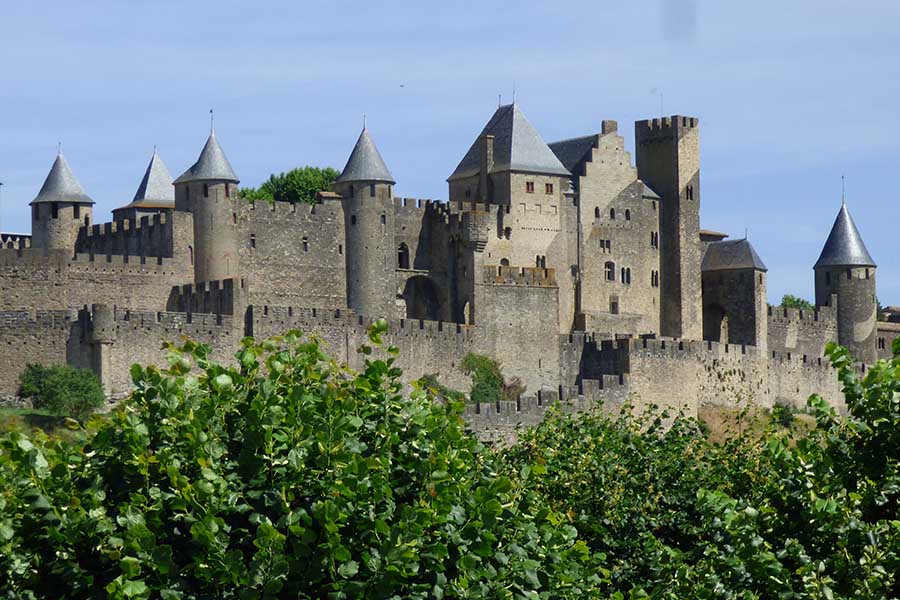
[767,304,838,358]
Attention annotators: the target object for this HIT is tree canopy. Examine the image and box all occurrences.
[3,328,900,597]
[239,166,340,205]
[780,294,815,311]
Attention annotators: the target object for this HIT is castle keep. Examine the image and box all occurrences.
[2,105,896,438]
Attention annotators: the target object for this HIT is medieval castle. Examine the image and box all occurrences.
[1,104,896,438]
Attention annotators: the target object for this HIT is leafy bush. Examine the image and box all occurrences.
[780,294,815,311]
[460,353,525,405]
[17,363,105,420]
[0,324,601,598]
[415,373,466,403]
[240,166,340,205]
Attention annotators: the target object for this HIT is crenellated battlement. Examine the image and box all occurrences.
[167,277,248,316]
[83,212,170,238]
[392,197,445,211]
[241,197,343,216]
[1,233,32,250]
[482,266,558,287]
[0,309,78,327]
[635,115,699,141]
[0,247,177,271]
[767,304,837,326]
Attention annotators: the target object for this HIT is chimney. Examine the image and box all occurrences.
[479,134,494,202]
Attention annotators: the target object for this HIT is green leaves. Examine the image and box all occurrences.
[0,333,599,598]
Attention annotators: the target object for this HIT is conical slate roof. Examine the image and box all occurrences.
[702,239,768,272]
[129,150,175,206]
[448,104,571,181]
[173,130,239,184]
[814,202,876,268]
[335,127,395,184]
[31,153,94,205]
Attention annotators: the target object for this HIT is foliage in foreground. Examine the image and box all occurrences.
[3,332,900,598]
[17,363,105,421]
[460,353,525,405]
[239,166,340,205]
[779,294,815,311]
[0,323,598,599]
[502,338,900,598]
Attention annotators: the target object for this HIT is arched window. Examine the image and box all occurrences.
[626,268,631,284]
[605,261,615,281]
[621,267,626,282]
[625,209,631,221]
[594,207,600,219]
[500,258,510,266]
[188,245,194,266]
[380,214,386,225]
[610,208,616,220]
[398,243,410,269]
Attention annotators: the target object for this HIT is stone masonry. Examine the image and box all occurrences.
[0,104,890,438]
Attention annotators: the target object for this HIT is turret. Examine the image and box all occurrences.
[814,200,877,363]
[701,238,768,352]
[332,125,396,318]
[30,153,94,251]
[635,116,703,340]
[173,130,240,283]
[112,149,175,222]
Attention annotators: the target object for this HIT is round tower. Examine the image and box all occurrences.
[173,130,240,283]
[332,125,396,318]
[814,200,877,363]
[30,153,94,251]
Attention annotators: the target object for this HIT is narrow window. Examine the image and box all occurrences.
[627,268,632,284]
[302,237,309,252]
[606,240,611,251]
[250,234,256,249]
[203,184,209,198]
[865,268,870,280]
[825,272,831,285]
[594,207,600,219]
[625,209,631,221]
[232,212,237,224]
[351,215,357,226]
[338,244,343,255]
[504,227,512,239]
[225,183,230,198]
[73,204,80,219]
[370,184,376,197]
[398,243,410,269]
[349,185,354,196]
[847,268,852,280]
[605,261,615,281]
[759,274,763,284]
[621,267,626,283]
[545,183,553,194]
[610,296,619,314]
[686,185,694,201]
[610,208,616,220]
[188,245,194,265]
[465,189,471,199]
[380,213,386,225]
[51,203,58,219]
[526,181,535,193]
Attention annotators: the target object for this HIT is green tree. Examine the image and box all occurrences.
[17,364,104,421]
[780,294,815,311]
[239,166,340,205]
[0,325,601,598]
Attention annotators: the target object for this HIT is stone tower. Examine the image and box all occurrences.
[174,130,240,283]
[332,126,396,318]
[635,116,703,340]
[30,153,94,251]
[701,238,768,353]
[814,200,877,364]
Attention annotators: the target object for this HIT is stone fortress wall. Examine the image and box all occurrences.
[0,103,887,440]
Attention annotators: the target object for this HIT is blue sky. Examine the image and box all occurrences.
[1,0,897,305]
